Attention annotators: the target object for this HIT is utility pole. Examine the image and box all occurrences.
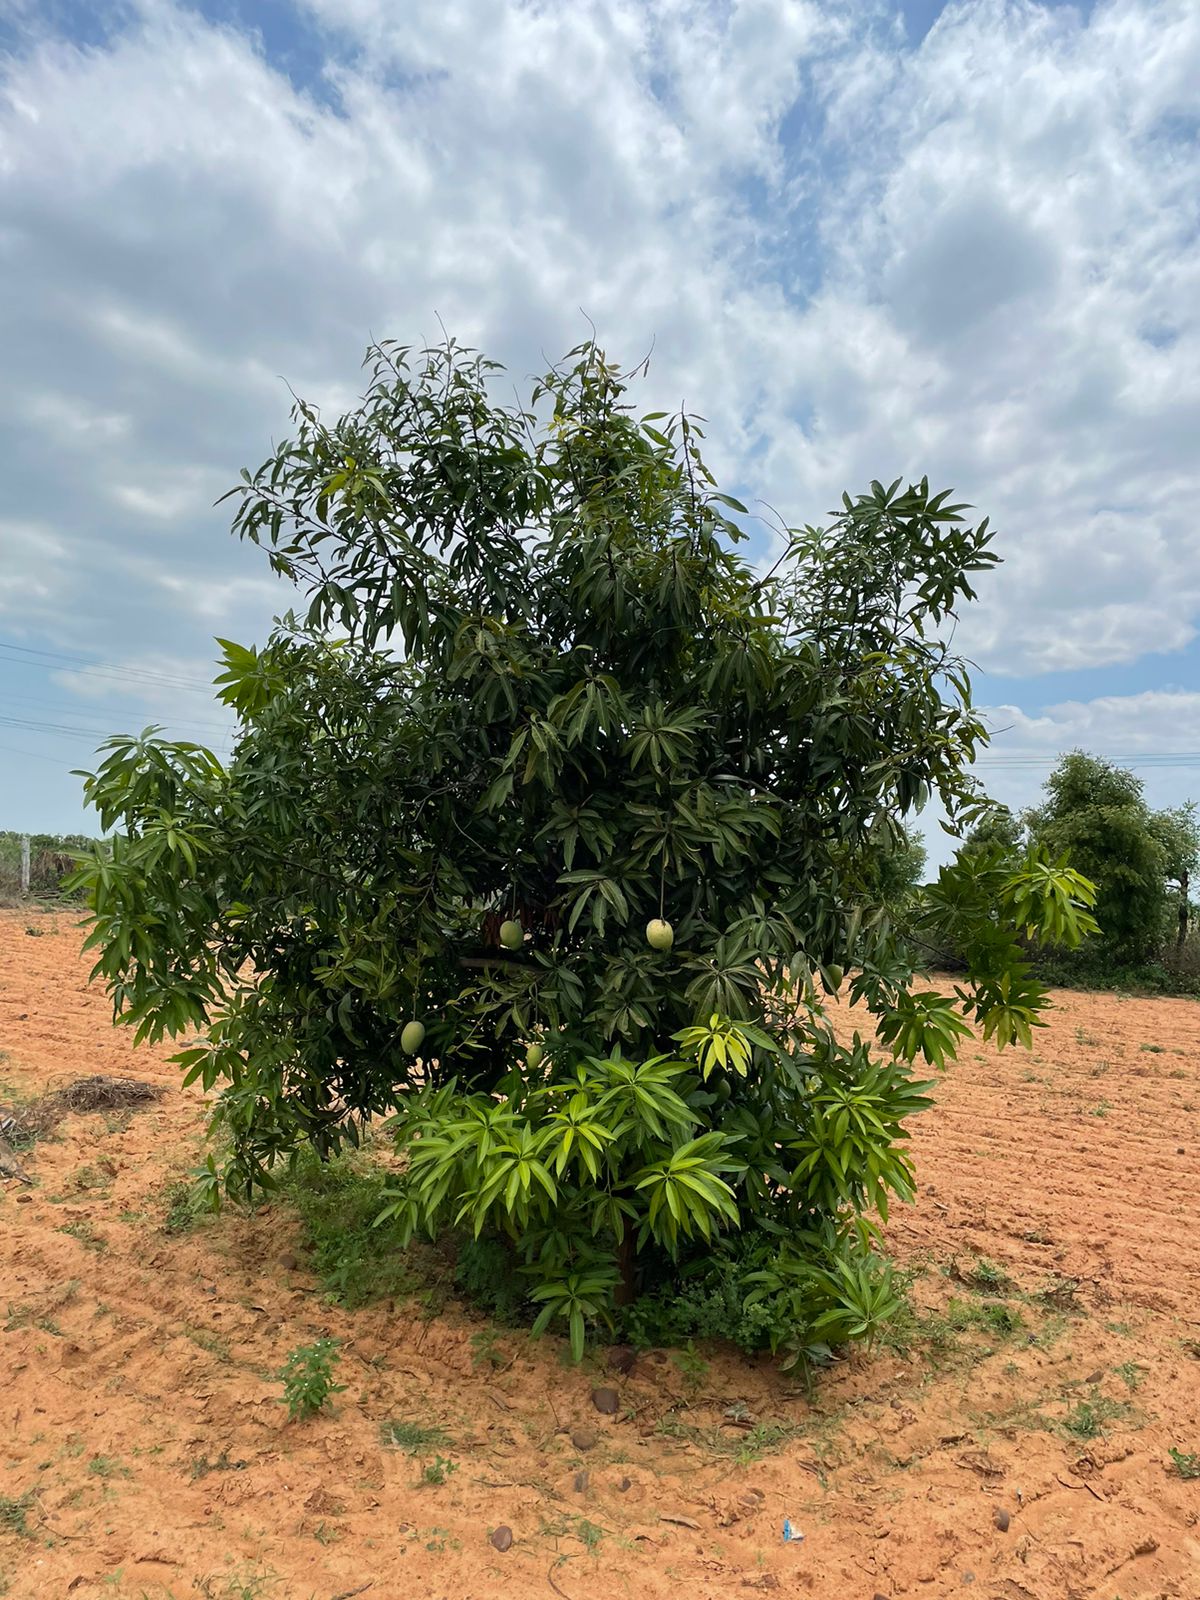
[20,834,30,894]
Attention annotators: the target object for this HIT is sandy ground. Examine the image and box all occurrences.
[1,910,1199,1600]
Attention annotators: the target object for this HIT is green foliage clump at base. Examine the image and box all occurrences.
[69,335,1099,1371]
[282,1151,417,1308]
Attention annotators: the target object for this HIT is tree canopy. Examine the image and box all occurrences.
[72,338,1097,1358]
[1023,751,1195,963]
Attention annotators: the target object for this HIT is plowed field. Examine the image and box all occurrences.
[2,911,1198,1600]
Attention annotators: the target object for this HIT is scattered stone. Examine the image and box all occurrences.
[660,1514,701,1529]
[571,1429,598,1452]
[489,1526,513,1553]
[607,1343,637,1375]
[617,1476,632,1492]
[591,1385,620,1415]
[278,1251,300,1270]
[16,1192,32,1204]
[993,1507,1011,1533]
[1084,1369,1104,1385]
[573,1470,589,1493]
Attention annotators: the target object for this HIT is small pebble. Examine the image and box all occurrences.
[993,1507,1011,1532]
[16,1193,32,1204]
[278,1251,299,1270]
[490,1526,513,1552]
[607,1343,637,1375]
[617,1476,632,1492]
[591,1385,620,1415]
[571,1429,598,1452]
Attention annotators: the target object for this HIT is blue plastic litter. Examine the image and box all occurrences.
[782,1519,805,1543]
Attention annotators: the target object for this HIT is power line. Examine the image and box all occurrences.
[0,741,84,768]
[0,640,217,695]
[0,690,234,739]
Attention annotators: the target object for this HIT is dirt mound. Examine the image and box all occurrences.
[2,911,1199,1600]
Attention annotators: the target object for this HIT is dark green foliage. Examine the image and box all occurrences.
[282,1152,416,1308]
[69,336,1098,1363]
[453,1236,530,1325]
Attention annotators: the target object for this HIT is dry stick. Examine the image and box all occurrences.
[330,1585,373,1600]
[547,1561,575,1600]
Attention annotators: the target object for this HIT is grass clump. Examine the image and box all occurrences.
[283,1152,418,1308]
[380,1419,450,1453]
[57,1220,106,1252]
[162,1178,207,1236]
[1061,1395,1129,1439]
[0,1494,34,1538]
[1168,1447,1200,1480]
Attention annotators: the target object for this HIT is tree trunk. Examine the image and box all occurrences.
[1178,867,1190,948]
[614,1230,637,1307]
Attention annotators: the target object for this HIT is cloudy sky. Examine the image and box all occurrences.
[1,0,1198,861]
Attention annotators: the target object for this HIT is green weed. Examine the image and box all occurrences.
[0,1494,34,1538]
[57,1220,106,1252]
[1061,1396,1128,1439]
[282,1152,418,1308]
[965,1257,1011,1292]
[672,1339,710,1392]
[1168,1447,1200,1480]
[420,1455,457,1486]
[944,1297,1024,1337]
[381,1419,450,1453]
[162,1179,205,1236]
[469,1328,506,1369]
[278,1338,344,1421]
[189,1450,247,1480]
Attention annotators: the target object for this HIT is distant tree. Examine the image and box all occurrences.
[858,822,928,910]
[1152,803,1200,947]
[1025,752,1167,964]
[961,803,1024,863]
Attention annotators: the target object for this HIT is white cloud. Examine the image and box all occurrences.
[0,0,1198,834]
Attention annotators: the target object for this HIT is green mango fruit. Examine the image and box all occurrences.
[645,917,674,951]
[499,919,524,949]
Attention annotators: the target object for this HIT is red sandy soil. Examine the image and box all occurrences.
[2,909,1199,1600]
